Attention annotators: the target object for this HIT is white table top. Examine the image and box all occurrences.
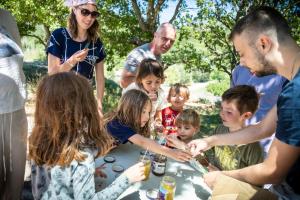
[95,143,211,200]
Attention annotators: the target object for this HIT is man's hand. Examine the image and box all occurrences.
[188,138,212,156]
[204,171,223,189]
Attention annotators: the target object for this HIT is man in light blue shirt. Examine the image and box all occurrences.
[231,64,287,156]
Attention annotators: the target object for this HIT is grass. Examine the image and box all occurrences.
[198,109,220,136]
[186,102,221,138]
[206,79,230,96]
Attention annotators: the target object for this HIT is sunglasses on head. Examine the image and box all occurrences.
[78,8,100,18]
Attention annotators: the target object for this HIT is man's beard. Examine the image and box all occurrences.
[253,47,277,77]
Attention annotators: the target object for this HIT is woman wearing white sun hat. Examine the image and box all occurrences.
[47,0,105,117]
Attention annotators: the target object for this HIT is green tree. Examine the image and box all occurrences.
[97,0,186,70]
[190,0,300,77]
[0,0,187,69]
[1,0,299,77]
[0,0,68,47]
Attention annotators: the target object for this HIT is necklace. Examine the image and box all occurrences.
[291,51,300,80]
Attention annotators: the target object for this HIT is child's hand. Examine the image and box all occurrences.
[95,163,107,178]
[148,92,158,101]
[154,121,164,133]
[166,135,186,150]
[123,162,145,183]
[168,148,192,162]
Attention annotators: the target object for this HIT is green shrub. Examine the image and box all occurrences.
[192,72,210,83]
[199,110,221,137]
[23,62,48,93]
[23,62,47,84]
[209,69,228,81]
[102,79,121,113]
[196,98,211,104]
[23,62,121,112]
[165,65,211,84]
[191,106,221,137]
[206,79,230,96]
[22,35,46,62]
[164,64,191,84]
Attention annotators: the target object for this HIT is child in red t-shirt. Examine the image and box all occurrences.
[161,83,189,135]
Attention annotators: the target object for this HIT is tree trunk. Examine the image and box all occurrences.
[43,24,51,47]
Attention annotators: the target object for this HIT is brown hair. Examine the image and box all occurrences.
[175,109,200,129]
[229,6,291,43]
[167,83,189,102]
[222,85,259,114]
[104,89,151,137]
[67,5,99,42]
[135,59,164,87]
[29,72,113,166]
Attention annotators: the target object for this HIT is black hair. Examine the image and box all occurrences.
[229,6,291,43]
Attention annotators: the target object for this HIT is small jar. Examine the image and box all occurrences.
[152,154,167,176]
[158,176,176,200]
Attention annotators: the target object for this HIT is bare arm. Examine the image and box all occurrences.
[128,134,191,162]
[204,138,300,188]
[120,68,135,88]
[154,110,162,123]
[153,110,163,132]
[223,138,300,185]
[48,53,73,74]
[189,106,277,154]
[165,136,187,150]
[95,61,105,116]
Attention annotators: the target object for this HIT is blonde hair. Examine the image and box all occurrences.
[29,72,114,167]
[175,109,200,129]
[104,89,151,137]
[167,83,189,102]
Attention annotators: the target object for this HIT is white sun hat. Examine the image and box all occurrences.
[64,0,97,7]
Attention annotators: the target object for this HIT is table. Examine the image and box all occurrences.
[95,143,211,200]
